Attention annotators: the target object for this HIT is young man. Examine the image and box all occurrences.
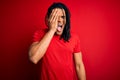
[29,2,86,80]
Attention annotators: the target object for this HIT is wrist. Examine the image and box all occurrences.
[49,28,56,33]
[48,29,56,35]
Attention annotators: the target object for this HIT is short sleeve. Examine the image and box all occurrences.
[73,35,81,53]
[32,29,47,42]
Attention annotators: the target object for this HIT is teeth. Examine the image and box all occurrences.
[58,23,62,27]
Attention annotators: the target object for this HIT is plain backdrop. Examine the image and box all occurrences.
[0,0,120,80]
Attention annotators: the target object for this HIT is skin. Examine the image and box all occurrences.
[29,8,86,80]
[47,8,66,35]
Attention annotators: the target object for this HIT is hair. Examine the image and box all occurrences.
[45,2,71,42]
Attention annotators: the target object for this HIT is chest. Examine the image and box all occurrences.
[46,36,76,55]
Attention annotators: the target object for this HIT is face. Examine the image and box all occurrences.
[50,8,66,35]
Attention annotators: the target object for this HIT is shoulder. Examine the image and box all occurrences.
[33,28,48,38]
[32,28,48,42]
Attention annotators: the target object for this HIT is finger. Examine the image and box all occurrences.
[54,15,58,26]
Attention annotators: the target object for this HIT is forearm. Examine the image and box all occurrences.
[76,62,86,80]
[29,29,55,64]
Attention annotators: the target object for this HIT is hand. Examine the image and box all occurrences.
[48,9,59,32]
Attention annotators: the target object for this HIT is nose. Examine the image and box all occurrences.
[58,16,62,22]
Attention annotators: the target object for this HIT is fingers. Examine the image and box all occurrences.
[49,8,59,23]
[52,10,59,22]
[49,9,57,22]
[48,9,55,22]
[48,8,60,32]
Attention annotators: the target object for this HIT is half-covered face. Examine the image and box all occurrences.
[49,8,66,35]
[55,8,66,35]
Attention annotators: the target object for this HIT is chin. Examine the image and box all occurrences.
[55,31,63,35]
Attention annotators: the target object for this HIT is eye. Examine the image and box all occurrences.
[61,16,65,19]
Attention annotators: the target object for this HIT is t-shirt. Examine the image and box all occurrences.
[33,29,81,80]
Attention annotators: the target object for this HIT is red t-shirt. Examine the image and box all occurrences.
[33,29,81,80]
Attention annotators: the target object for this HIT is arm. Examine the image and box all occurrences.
[29,9,59,64]
[74,52,86,80]
[29,29,55,64]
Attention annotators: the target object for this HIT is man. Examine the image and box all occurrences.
[29,2,86,80]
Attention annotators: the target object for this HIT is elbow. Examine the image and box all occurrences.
[29,56,38,64]
[29,48,44,64]
[76,64,81,72]
[29,51,38,64]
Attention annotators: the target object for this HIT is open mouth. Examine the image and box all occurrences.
[57,23,62,32]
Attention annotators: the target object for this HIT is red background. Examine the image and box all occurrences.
[0,0,120,80]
